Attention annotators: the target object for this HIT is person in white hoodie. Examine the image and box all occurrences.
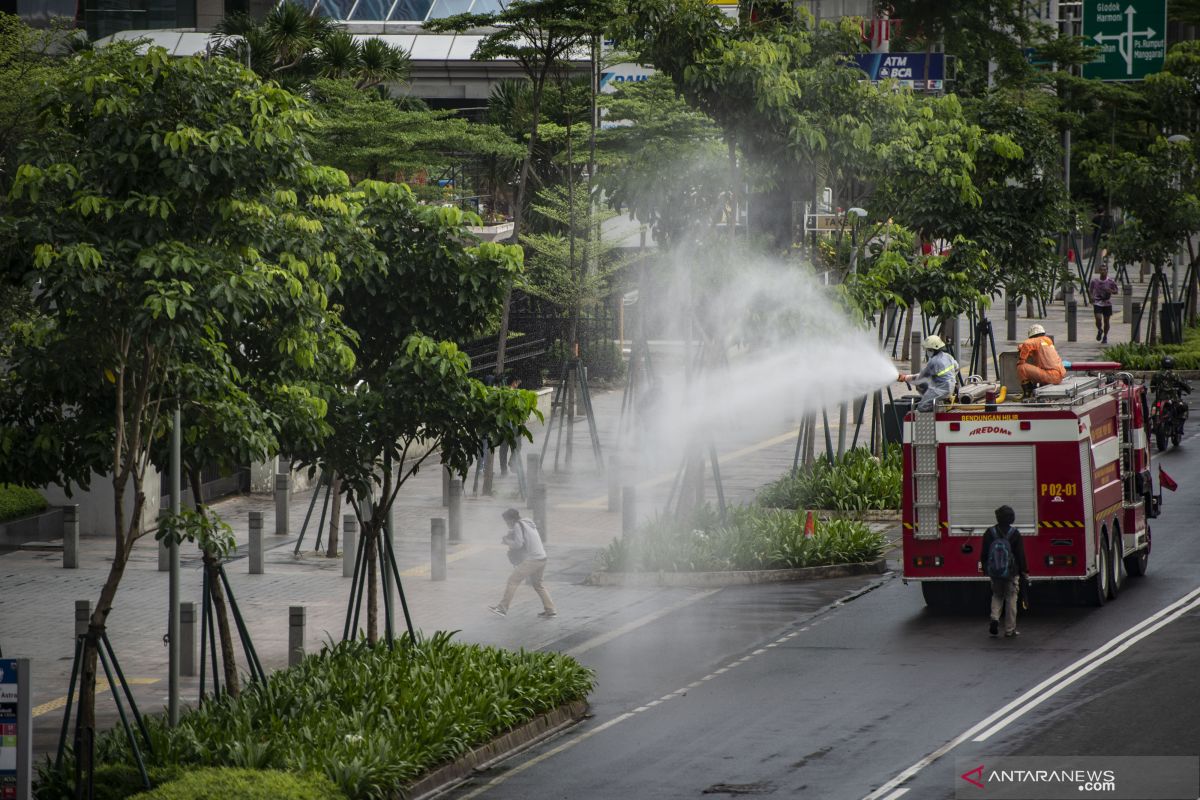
[490,508,557,618]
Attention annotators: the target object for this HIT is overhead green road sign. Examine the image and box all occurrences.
[1082,0,1167,81]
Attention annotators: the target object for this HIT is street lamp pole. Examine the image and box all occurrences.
[168,407,181,726]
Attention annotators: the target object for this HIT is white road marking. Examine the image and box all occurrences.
[562,590,720,658]
[880,790,910,800]
[973,591,1200,741]
[863,585,1200,799]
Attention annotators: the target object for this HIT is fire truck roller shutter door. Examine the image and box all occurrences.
[1080,439,1096,569]
[946,445,1038,536]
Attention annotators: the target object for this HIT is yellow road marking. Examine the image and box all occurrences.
[33,677,160,718]
[558,428,802,510]
[399,544,489,577]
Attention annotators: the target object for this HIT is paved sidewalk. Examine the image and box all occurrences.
[0,271,1144,763]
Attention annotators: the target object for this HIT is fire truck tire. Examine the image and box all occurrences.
[1125,547,1150,577]
[1109,530,1125,597]
[921,582,953,609]
[1084,538,1110,607]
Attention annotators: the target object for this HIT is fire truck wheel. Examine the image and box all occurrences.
[1125,546,1150,577]
[1084,537,1109,607]
[1109,530,1125,597]
[921,582,953,609]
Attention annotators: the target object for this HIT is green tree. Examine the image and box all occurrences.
[307,79,523,181]
[300,181,537,643]
[0,47,357,783]
[597,74,728,248]
[428,0,621,376]
[213,3,409,92]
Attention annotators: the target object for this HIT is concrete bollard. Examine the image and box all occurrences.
[944,316,960,361]
[274,473,290,536]
[531,483,547,542]
[1122,283,1133,322]
[909,331,922,375]
[75,600,91,638]
[1066,300,1078,342]
[63,504,79,569]
[442,465,450,507]
[342,514,357,578]
[431,518,447,582]
[158,509,170,572]
[248,511,264,574]
[526,453,541,494]
[1006,298,1018,341]
[180,601,196,676]
[448,478,463,544]
[288,606,305,667]
[607,454,620,512]
[621,486,637,537]
[1132,301,1143,343]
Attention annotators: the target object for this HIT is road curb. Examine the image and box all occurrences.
[407,699,589,800]
[583,558,889,587]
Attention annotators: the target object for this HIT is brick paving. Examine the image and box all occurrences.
[0,268,1147,763]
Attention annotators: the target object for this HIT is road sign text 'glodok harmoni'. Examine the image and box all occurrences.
[1082,0,1167,81]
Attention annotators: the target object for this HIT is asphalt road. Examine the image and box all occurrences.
[444,409,1200,799]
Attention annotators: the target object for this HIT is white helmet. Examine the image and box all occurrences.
[1027,323,1046,337]
[922,335,946,351]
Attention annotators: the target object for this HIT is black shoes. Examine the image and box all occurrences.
[989,619,999,637]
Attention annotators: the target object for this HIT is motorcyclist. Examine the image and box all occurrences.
[1150,355,1191,402]
[898,335,959,411]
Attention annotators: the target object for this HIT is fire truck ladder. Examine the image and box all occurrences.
[912,411,941,539]
[1118,389,1137,507]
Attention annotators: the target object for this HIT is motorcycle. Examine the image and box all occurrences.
[1150,394,1189,450]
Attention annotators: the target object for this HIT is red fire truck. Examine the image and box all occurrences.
[901,365,1160,608]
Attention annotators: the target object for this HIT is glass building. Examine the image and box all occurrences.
[287,0,506,23]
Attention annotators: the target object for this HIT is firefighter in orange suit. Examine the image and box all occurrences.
[1017,323,1065,393]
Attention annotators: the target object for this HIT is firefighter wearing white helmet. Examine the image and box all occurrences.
[897,334,959,411]
[1017,323,1065,395]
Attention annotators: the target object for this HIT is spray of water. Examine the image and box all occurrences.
[629,244,897,476]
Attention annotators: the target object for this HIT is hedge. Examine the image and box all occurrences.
[599,505,886,573]
[129,768,345,800]
[1103,321,1200,369]
[41,634,593,800]
[0,484,48,523]
[756,446,902,512]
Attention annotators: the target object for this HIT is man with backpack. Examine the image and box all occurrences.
[978,505,1029,638]
[490,508,557,619]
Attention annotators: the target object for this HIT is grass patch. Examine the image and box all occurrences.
[0,484,47,523]
[756,446,901,512]
[1102,322,1200,369]
[40,634,593,800]
[129,768,345,800]
[598,505,886,573]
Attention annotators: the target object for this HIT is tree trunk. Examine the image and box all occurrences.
[495,71,549,379]
[190,467,239,697]
[77,469,142,793]
[203,553,240,697]
[901,304,915,361]
[728,136,738,242]
[365,527,378,644]
[325,473,341,559]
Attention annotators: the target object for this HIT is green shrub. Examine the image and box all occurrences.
[1102,322,1200,369]
[599,504,886,572]
[0,484,48,522]
[757,446,902,511]
[43,634,594,800]
[129,768,344,800]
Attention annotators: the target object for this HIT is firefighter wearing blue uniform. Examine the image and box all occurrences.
[898,335,959,411]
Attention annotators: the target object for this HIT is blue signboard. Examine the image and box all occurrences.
[0,659,29,800]
[851,53,946,90]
